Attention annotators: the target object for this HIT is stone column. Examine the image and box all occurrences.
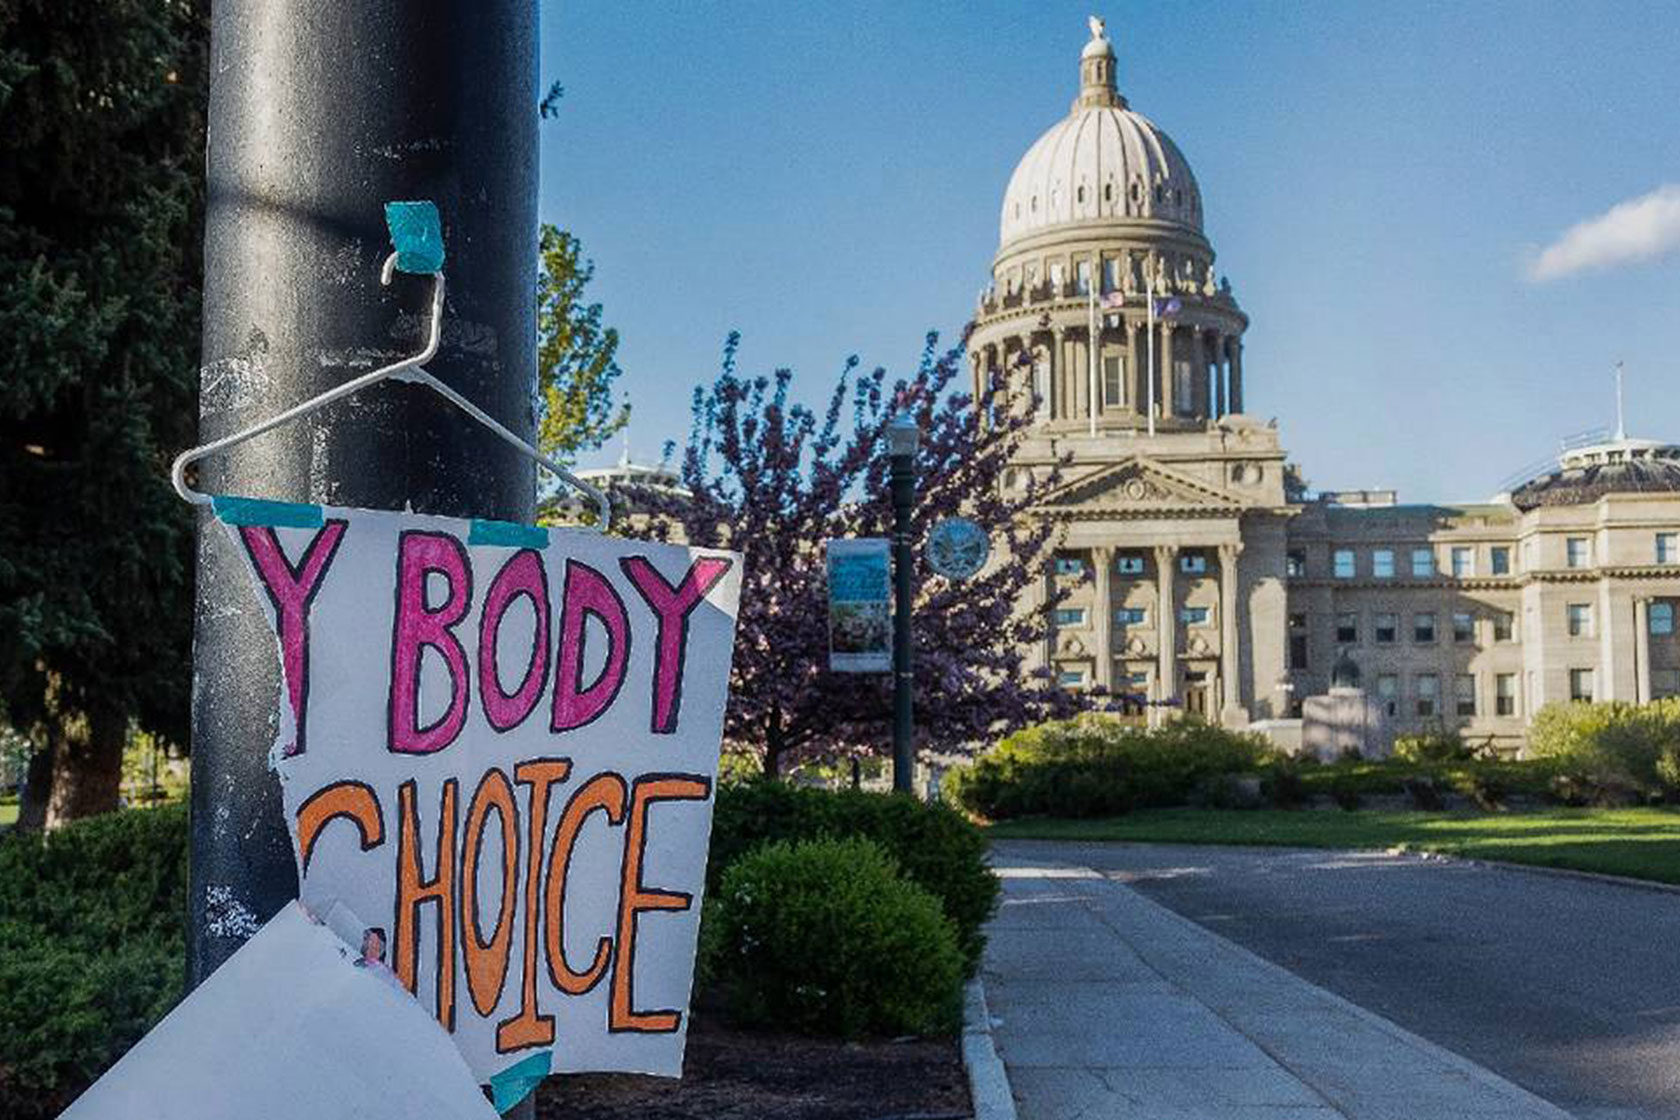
[1189,329,1205,418]
[1219,542,1244,718]
[1229,338,1244,413]
[1125,319,1142,413]
[1093,547,1115,691]
[1160,324,1176,419]
[1153,544,1178,722]
[1213,334,1227,418]
[1636,598,1653,704]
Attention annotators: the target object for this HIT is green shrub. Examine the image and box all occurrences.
[710,781,996,971]
[1393,731,1476,764]
[1528,699,1680,798]
[1329,776,1363,811]
[707,837,963,1038]
[1262,761,1311,809]
[944,716,1273,821]
[1403,776,1444,811]
[0,806,187,1118]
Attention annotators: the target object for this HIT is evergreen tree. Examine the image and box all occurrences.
[0,0,208,826]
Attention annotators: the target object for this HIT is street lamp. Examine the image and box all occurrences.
[886,410,920,794]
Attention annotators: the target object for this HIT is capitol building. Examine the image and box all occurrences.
[969,21,1680,750]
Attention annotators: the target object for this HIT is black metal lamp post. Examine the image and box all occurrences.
[886,412,920,794]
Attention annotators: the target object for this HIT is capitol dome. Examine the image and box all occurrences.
[998,28,1202,249]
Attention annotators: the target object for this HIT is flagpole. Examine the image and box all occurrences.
[1145,269,1157,438]
[1088,279,1098,438]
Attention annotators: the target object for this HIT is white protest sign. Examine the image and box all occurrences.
[213,496,741,1086]
[65,902,499,1120]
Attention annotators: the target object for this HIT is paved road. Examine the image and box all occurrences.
[995,839,1680,1120]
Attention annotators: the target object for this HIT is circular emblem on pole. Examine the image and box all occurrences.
[926,517,990,580]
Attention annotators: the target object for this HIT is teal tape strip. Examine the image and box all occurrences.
[211,495,324,529]
[469,519,549,549]
[383,200,445,273]
[489,1050,551,1113]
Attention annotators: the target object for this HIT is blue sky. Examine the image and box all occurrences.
[540,1,1680,501]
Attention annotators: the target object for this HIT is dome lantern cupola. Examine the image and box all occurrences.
[1077,16,1125,110]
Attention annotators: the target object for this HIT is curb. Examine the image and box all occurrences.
[1427,851,1680,897]
[961,976,1018,1120]
[1096,868,1577,1120]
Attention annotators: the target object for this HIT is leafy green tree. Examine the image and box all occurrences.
[535,223,630,471]
[0,0,208,826]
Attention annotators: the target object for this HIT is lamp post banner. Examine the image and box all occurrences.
[212,496,741,1085]
[826,537,893,672]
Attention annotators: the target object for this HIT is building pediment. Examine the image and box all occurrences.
[1036,456,1246,515]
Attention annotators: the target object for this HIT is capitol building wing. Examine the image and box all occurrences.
[971,22,1680,750]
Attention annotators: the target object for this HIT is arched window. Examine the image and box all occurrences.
[1104,182,1114,203]
[1077,185,1086,204]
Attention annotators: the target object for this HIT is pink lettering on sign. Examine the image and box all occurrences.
[620,556,734,734]
[389,531,473,754]
[550,560,630,733]
[478,549,551,732]
[238,519,349,757]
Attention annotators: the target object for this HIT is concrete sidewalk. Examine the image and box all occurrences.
[982,852,1575,1120]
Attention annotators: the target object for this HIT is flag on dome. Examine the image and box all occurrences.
[1101,291,1125,309]
[1154,296,1182,317]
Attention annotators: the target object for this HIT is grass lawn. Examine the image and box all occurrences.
[988,807,1680,885]
[0,799,15,827]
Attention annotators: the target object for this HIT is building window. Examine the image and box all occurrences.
[1103,256,1123,292]
[1180,606,1211,625]
[1416,674,1439,717]
[1566,537,1590,568]
[1494,611,1514,642]
[1566,602,1593,638]
[1490,546,1511,575]
[1652,601,1676,636]
[1451,546,1474,578]
[1654,669,1680,700]
[1659,533,1679,565]
[1049,262,1065,291]
[1372,549,1395,578]
[1455,674,1477,717]
[1180,553,1208,574]
[1335,613,1358,644]
[1334,549,1356,579]
[1033,355,1050,404]
[1569,668,1595,703]
[1413,612,1436,643]
[1286,550,1307,578]
[1375,613,1398,644]
[1057,668,1087,688]
[1075,259,1092,295]
[1495,673,1517,716]
[1054,555,1087,577]
[1053,607,1086,627]
[1115,606,1147,627]
[1102,354,1126,407]
[1452,612,1475,644]
[1173,360,1194,415]
[1376,674,1398,717]
[1289,634,1309,670]
[1116,552,1144,575]
[1411,548,1435,578]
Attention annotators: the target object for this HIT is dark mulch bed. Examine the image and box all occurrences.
[536,1017,972,1120]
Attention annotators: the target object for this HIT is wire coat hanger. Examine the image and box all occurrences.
[171,201,614,533]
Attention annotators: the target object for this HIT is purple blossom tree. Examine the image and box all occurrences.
[640,331,1083,778]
